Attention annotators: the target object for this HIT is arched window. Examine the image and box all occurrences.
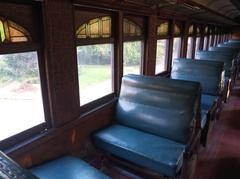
[123,18,142,37]
[205,26,208,34]
[0,18,31,43]
[174,24,181,35]
[196,27,200,36]
[76,16,111,38]
[157,22,168,36]
[188,25,194,35]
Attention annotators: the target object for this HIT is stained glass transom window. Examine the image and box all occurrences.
[123,18,142,37]
[76,16,111,38]
[196,27,200,35]
[173,24,181,35]
[157,22,168,36]
[205,26,208,34]
[188,25,194,35]
[0,18,31,43]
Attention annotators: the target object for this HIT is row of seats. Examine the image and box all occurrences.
[91,40,240,178]
[3,40,240,179]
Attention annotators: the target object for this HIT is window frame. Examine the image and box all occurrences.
[75,13,116,112]
[155,19,170,75]
[0,43,50,150]
[122,16,145,76]
[186,23,196,59]
[155,39,169,75]
[170,20,183,67]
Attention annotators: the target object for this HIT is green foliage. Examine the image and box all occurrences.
[77,44,112,65]
[0,52,39,85]
[123,41,142,66]
[77,41,143,66]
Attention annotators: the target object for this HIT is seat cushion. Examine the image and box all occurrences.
[201,94,218,111]
[94,124,186,177]
[31,156,110,179]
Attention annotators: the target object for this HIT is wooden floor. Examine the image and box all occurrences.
[193,79,240,179]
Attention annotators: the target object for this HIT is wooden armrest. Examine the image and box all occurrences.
[184,129,201,159]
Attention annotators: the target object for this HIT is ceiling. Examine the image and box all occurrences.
[128,0,240,25]
[161,0,240,25]
[192,0,240,20]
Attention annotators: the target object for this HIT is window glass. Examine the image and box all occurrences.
[186,37,193,58]
[208,35,213,48]
[195,37,200,58]
[155,39,168,74]
[77,44,113,105]
[0,52,45,141]
[214,34,218,46]
[123,41,142,75]
[172,37,181,65]
[203,36,208,50]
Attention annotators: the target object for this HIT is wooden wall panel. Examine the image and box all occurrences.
[42,0,80,127]
[8,101,115,168]
[144,15,157,76]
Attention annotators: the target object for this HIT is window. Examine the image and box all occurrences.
[123,18,144,75]
[155,20,169,74]
[195,37,200,58]
[186,37,194,58]
[76,16,114,106]
[0,17,46,142]
[0,52,45,141]
[172,37,181,64]
[203,36,208,50]
[208,35,213,48]
[214,34,218,46]
[155,39,168,74]
[76,44,113,105]
[123,41,142,75]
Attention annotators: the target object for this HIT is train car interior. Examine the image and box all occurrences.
[1,0,240,178]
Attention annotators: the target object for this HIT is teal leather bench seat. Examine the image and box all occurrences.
[31,156,110,179]
[201,94,218,111]
[171,58,224,146]
[94,124,185,177]
[94,74,201,178]
[209,46,239,54]
[195,50,235,102]
[195,50,234,77]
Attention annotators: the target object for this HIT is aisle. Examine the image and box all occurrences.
[193,80,240,179]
